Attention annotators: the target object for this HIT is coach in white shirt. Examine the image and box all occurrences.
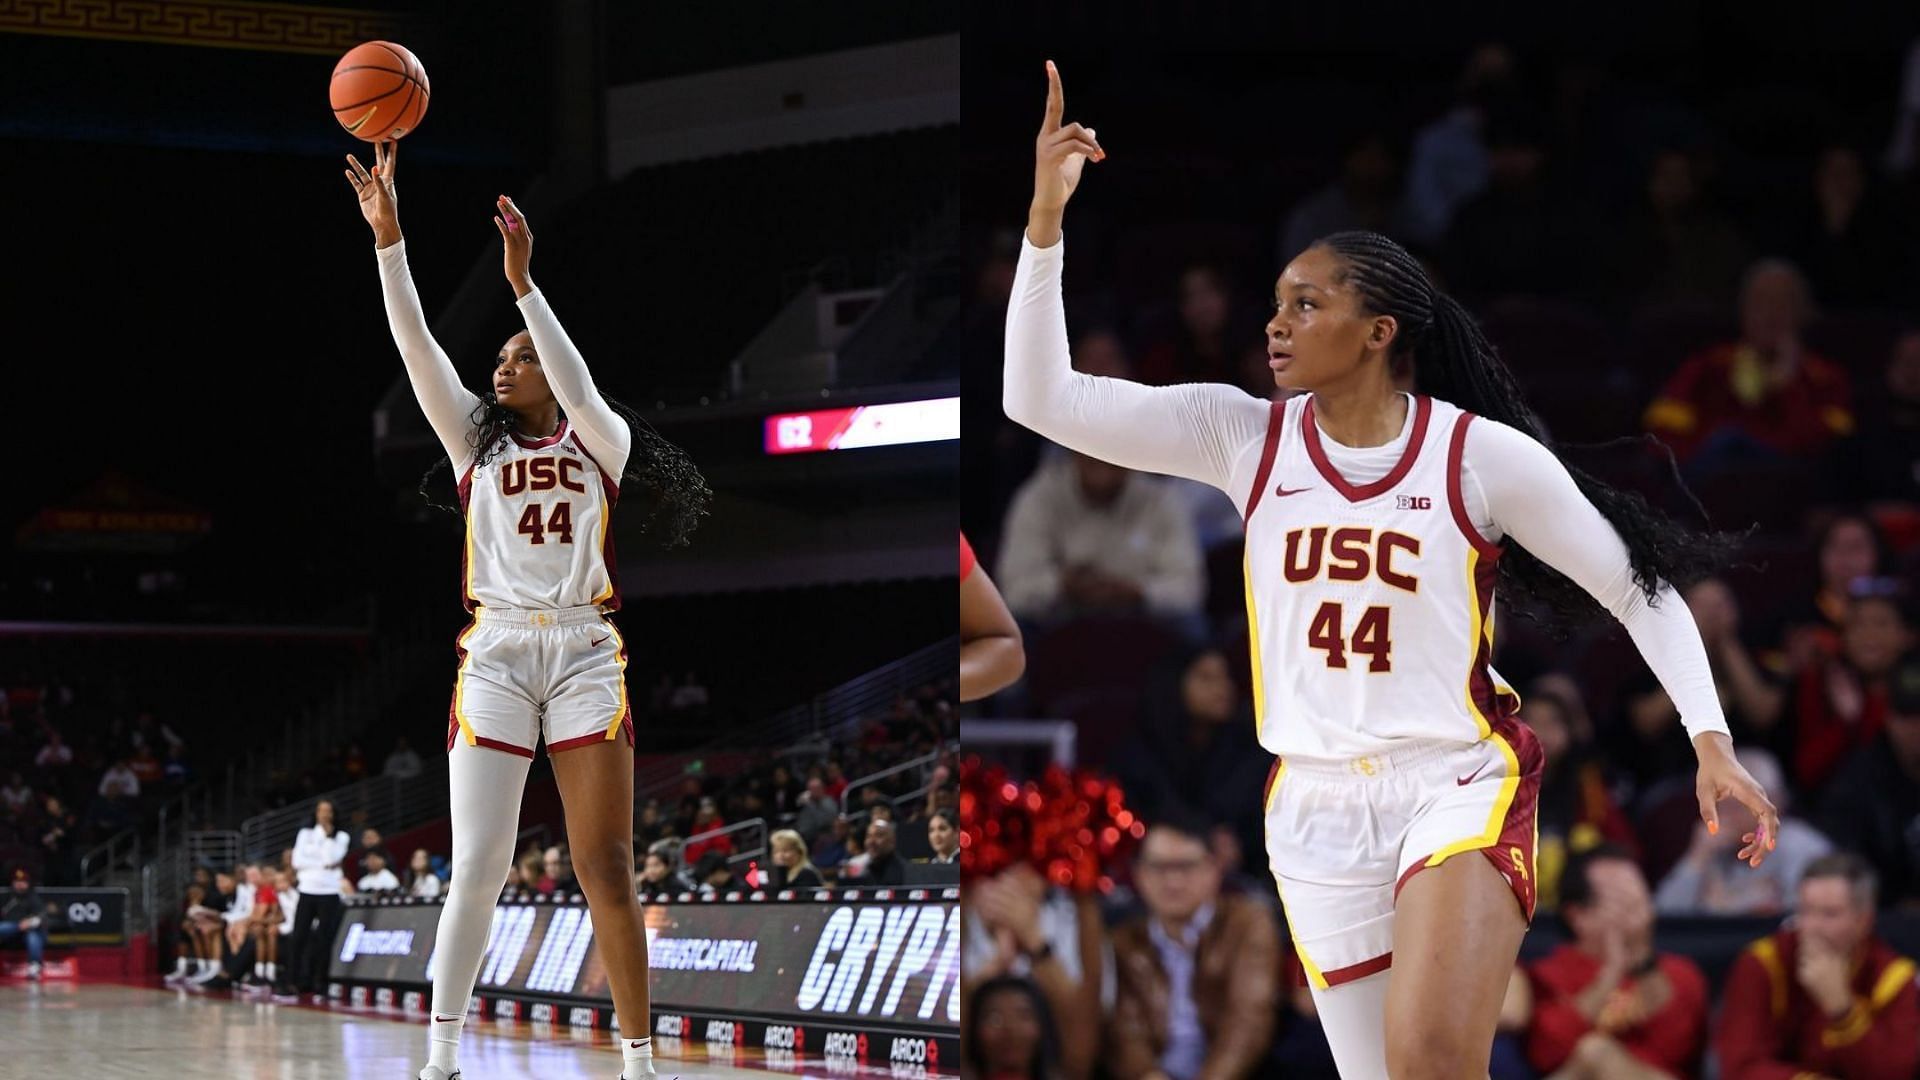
[285,799,349,995]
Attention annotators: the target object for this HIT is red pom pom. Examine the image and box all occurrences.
[959,754,1142,893]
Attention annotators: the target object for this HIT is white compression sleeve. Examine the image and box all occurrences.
[1003,233,1268,495]
[427,739,533,1066]
[515,288,632,477]
[376,239,483,470]
[1463,418,1731,741]
[1307,970,1391,1080]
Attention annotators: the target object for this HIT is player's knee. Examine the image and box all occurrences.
[1384,1019,1486,1080]
[570,839,632,892]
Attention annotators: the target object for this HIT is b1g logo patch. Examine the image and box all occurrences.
[1396,494,1432,510]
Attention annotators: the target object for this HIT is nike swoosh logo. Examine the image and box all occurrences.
[1274,485,1312,497]
[1457,763,1490,786]
[589,635,610,648]
[434,1014,460,1023]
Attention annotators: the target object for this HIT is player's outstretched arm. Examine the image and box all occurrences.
[1470,419,1779,866]
[495,195,633,477]
[348,140,483,470]
[1005,62,1266,496]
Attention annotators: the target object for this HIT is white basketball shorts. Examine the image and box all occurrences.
[445,604,633,758]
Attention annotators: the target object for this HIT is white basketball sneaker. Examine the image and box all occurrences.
[416,1067,461,1080]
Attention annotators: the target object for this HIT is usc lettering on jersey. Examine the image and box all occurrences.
[456,420,621,612]
[1240,394,1517,759]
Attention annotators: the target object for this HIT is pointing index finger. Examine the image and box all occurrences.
[1042,59,1064,135]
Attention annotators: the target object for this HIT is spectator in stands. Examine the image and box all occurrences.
[537,845,577,897]
[285,799,348,997]
[127,744,163,788]
[1839,331,1920,506]
[1643,258,1854,469]
[382,736,422,780]
[162,743,190,787]
[823,760,850,803]
[996,452,1205,630]
[964,976,1066,1080]
[1402,42,1512,248]
[966,861,1105,1080]
[1,867,53,981]
[1657,748,1831,916]
[1,772,32,816]
[1716,854,1919,1079]
[357,850,400,894]
[1610,147,1750,309]
[840,822,871,881]
[926,810,959,865]
[1107,812,1278,1080]
[814,815,855,874]
[794,777,839,843]
[37,796,77,886]
[341,741,367,782]
[669,671,709,711]
[33,726,72,768]
[852,819,907,887]
[1790,144,1911,307]
[505,852,543,899]
[1528,689,1638,912]
[353,827,389,876]
[1678,577,1786,742]
[405,849,442,899]
[637,849,695,896]
[635,799,667,848]
[1784,512,1892,667]
[1281,130,1403,267]
[767,764,802,817]
[1136,264,1245,387]
[767,829,823,890]
[694,850,744,899]
[1784,582,1912,796]
[1444,99,1590,304]
[1820,650,1920,906]
[683,801,734,866]
[1112,647,1268,878]
[92,755,140,832]
[1525,845,1709,1078]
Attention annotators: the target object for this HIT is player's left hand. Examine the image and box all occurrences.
[495,194,534,296]
[1693,732,1779,868]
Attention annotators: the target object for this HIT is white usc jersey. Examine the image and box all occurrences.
[1240,394,1516,760]
[456,419,621,612]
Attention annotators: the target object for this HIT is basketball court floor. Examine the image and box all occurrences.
[5,981,897,1079]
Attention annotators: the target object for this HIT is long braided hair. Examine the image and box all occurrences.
[1311,230,1742,630]
[420,393,712,549]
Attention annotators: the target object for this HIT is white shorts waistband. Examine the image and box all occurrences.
[474,604,608,628]
[1279,738,1465,779]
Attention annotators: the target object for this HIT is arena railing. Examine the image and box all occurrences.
[633,636,956,800]
[840,746,948,816]
[238,772,447,864]
[676,816,770,876]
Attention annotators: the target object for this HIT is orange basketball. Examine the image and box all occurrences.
[330,40,429,142]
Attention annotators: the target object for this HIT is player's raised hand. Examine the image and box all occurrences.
[346,139,401,247]
[1032,60,1104,220]
[494,194,534,298]
[1693,732,1780,868]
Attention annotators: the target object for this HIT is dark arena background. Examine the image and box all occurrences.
[0,2,958,1077]
[960,5,1920,1080]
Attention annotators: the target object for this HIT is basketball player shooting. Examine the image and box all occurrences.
[1004,63,1780,1079]
[345,138,710,1080]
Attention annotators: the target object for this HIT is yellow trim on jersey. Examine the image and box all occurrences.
[590,480,615,607]
[463,501,478,607]
[451,618,481,747]
[601,622,630,741]
[1263,763,1329,990]
[1749,938,1788,1019]
[1422,730,1522,869]
[1463,548,1494,739]
[1872,957,1916,1010]
[1242,546,1268,744]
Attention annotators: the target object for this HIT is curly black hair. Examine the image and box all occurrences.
[420,393,712,549]
[1310,230,1745,632]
